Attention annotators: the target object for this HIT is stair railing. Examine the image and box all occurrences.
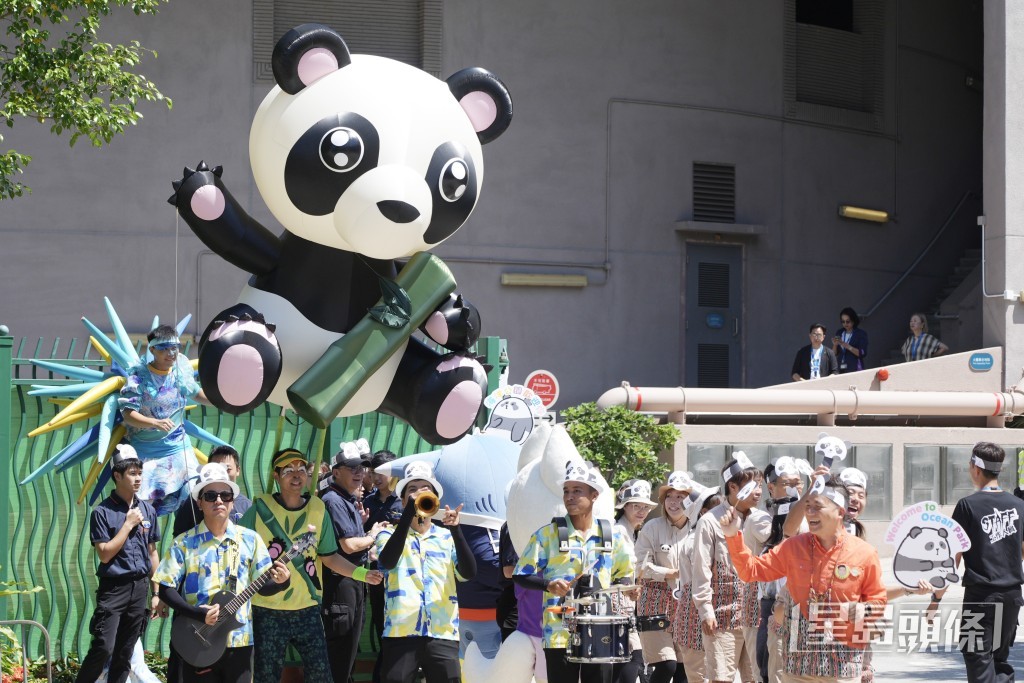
[861,190,977,319]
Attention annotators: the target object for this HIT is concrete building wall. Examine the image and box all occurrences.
[1,1,987,410]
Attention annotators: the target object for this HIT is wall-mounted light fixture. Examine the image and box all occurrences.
[500,273,588,288]
[838,205,889,223]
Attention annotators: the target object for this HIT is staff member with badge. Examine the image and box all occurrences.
[721,476,887,683]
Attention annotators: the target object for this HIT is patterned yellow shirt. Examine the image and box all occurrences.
[514,516,635,648]
[153,522,271,648]
[374,523,464,640]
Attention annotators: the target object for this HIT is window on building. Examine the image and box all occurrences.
[784,0,884,130]
[687,443,891,520]
[796,0,854,33]
[904,445,1020,505]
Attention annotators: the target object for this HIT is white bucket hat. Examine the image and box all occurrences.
[658,471,696,499]
[192,462,240,502]
[395,461,445,499]
[562,460,606,494]
[112,443,139,465]
[615,479,657,509]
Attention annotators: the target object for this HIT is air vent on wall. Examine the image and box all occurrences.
[697,262,730,309]
[254,0,443,81]
[697,344,730,388]
[693,162,736,224]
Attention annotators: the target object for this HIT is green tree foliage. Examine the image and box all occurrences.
[562,402,679,491]
[0,0,170,199]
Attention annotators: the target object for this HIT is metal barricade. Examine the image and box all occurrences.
[0,619,52,683]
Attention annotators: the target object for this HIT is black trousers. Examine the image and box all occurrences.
[181,645,254,683]
[614,649,645,683]
[322,574,367,683]
[368,581,385,683]
[544,647,613,683]
[75,576,149,683]
[960,586,1024,683]
[381,636,460,683]
[756,596,774,683]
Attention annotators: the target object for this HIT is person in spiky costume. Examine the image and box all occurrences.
[119,324,209,515]
[23,297,229,513]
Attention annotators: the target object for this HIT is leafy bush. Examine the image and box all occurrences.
[562,402,679,490]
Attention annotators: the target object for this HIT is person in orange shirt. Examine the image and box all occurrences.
[719,476,886,683]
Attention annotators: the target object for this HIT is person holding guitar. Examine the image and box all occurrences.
[154,462,291,682]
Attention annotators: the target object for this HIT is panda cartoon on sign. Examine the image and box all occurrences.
[168,24,512,445]
[893,526,960,589]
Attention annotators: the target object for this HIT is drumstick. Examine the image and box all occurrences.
[568,559,600,585]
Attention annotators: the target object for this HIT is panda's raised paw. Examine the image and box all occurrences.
[421,293,482,352]
[168,161,227,222]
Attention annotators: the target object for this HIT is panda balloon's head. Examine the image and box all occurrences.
[251,24,513,259]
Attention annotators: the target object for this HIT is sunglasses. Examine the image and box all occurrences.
[151,342,180,352]
[200,490,234,503]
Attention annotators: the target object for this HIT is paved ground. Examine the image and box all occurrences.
[850,566,1023,682]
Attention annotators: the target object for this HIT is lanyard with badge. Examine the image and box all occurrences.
[807,535,847,643]
[839,331,852,369]
[810,347,823,379]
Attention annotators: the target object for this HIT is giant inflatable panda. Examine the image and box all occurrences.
[168,23,512,445]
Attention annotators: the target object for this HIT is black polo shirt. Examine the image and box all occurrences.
[322,484,368,565]
[89,492,161,579]
[363,489,403,529]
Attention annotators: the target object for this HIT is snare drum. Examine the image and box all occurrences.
[564,614,632,664]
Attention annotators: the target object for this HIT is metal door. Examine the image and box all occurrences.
[684,243,742,387]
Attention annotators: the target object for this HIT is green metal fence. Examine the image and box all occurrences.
[1,334,507,661]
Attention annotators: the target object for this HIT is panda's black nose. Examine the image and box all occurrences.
[377,200,420,224]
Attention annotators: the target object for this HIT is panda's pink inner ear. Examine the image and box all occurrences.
[459,91,498,133]
[297,48,340,87]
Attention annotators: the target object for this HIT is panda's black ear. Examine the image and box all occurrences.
[937,527,948,538]
[908,526,922,539]
[272,23,352,95]
[446,67,513,144]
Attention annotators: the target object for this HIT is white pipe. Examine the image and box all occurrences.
[596,383,1024,418]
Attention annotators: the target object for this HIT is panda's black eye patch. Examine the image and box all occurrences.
[439,158,469,202]
[285,113,379,216]
[925,542,934,551]
[319,127,364,172]
[423,142,478,244]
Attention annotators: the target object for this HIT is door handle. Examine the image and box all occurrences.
[733,318,739,337]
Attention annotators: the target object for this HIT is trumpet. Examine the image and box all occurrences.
[414,491,440,517]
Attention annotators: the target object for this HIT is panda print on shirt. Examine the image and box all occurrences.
[168,24,512,445]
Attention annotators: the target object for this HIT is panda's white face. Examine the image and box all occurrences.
[250,55,485,259]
